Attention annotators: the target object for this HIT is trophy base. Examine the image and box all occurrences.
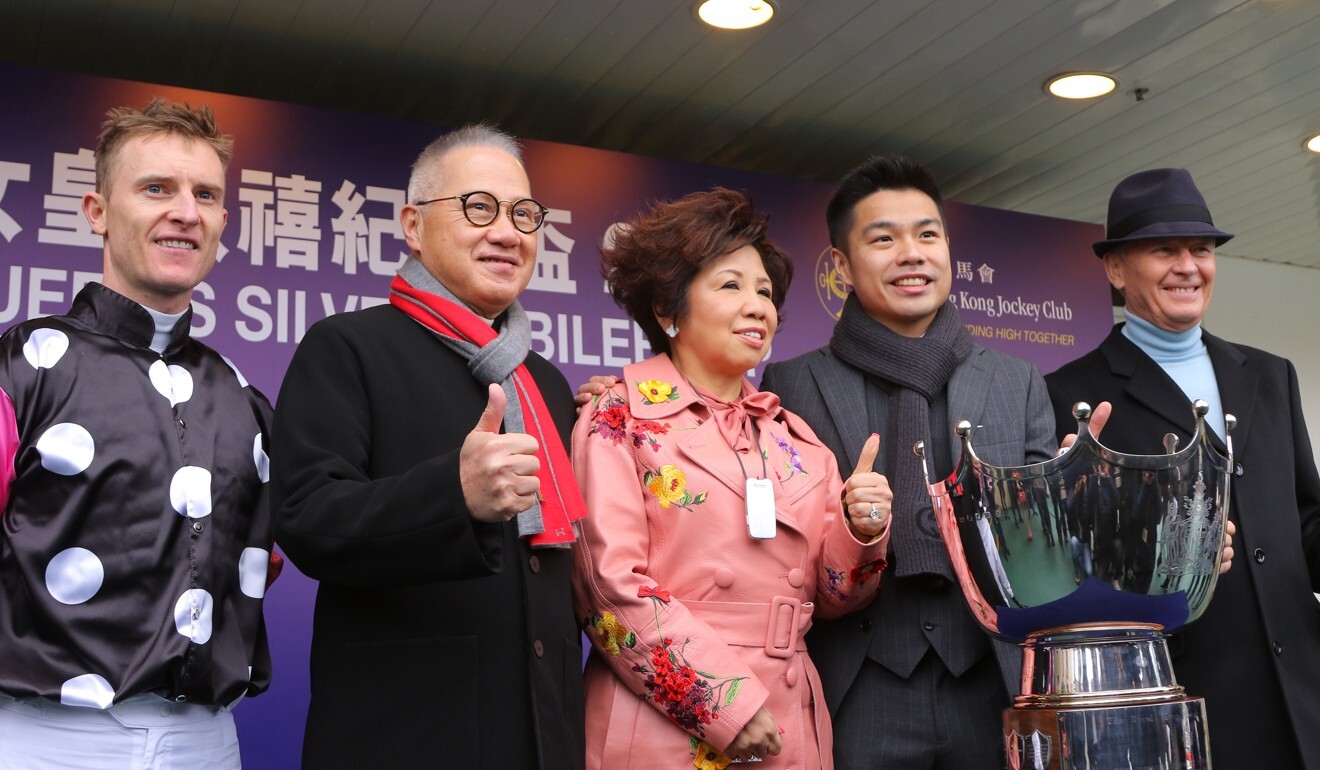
[1005,697,1209,770]
[1003,623,1211,770]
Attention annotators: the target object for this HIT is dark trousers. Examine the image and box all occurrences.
[833,648,1009,770]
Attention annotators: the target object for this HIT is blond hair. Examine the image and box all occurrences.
[95,98,233,194]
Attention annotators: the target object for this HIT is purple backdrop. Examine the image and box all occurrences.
[0,62,1112,768]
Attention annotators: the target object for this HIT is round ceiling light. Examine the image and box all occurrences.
[1306,133,1320,153]
[1046,72,1118,100]
[697,0,775,30]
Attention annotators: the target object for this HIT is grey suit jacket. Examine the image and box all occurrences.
[761,343,1056,711]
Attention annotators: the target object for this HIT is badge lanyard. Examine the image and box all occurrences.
[689,381,777,539]
[738,423,777,540]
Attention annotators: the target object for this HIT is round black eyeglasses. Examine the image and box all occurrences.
[413,190,549,234]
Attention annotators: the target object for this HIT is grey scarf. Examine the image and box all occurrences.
[830,295,973,578]
[395,256,551,542]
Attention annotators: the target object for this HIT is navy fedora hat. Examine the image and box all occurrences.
[1092,168,1233,257]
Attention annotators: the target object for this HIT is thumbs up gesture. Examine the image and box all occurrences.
[460,384,543,523]
[841,433,891,540]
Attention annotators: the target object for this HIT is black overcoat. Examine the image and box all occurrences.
[272,304,585,769]
[1047,324,1320,769]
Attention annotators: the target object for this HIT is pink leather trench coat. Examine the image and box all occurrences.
[572,355,890,769]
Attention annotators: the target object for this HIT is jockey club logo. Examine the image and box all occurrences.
[1006,728,1053,770]
[815,245,848,320]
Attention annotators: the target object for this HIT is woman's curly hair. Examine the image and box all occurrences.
[602,187,793,355]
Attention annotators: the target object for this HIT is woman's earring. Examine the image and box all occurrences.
[665,323,679,338]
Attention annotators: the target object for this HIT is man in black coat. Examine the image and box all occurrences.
[1047,168,1320,769]
[272,126,585,769]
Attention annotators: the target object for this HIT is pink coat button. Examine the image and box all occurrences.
[786,667,799,687]
[714,568,735,587]
[787,568,805,587]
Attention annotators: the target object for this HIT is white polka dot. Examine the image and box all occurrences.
[221,355,249,389]
[239,547,269,599]
[22,328,69,370]
[169,466,212,519]
[36,423,95,476]
[173,588,214,644]
[45,547,104,605]
[60,673,115,709]
[148,360,194,407]
[252,435,270,484]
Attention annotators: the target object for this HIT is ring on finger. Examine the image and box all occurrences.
[868,502,881,520]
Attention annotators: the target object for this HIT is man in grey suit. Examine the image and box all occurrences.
[760,155,1056,770]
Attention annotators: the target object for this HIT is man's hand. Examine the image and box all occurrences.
[725,706,782,763]
[574,375,620,409]
[460,384,541,522]
[1220,519,1236,575]
[1059,400,1113,453]
[842,433,891,540]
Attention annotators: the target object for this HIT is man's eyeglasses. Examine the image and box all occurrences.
[413,191,549,234]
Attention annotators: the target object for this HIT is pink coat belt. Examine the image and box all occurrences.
[683,597,814,659]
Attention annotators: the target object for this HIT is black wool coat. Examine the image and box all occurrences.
[272,304,585,770]
[1047,324,1320,770]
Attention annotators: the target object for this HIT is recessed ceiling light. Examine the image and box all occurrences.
[1046,72,1118,100]
[1306,133,1320,153]
[696,0,775,30]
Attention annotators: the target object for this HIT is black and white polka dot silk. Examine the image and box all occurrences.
[0,283,274,708]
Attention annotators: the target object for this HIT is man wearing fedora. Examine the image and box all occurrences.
[1047,168,1320,768]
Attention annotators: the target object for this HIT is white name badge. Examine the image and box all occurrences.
[746,477,777,539]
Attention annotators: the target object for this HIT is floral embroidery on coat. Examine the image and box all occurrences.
[638,585,672,602]
[584,610,636,656]
[589,391,669,452]
[690,738,733,769]
[637,379,680,405]
[644,463,709,511]
[851,557,888,584]
[632,590,745,737]
[822,556,888,602]
[770,432,808,479]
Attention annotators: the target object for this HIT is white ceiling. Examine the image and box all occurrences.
[3,0,1318,268]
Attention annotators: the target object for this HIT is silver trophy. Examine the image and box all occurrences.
[919,401,1233,770]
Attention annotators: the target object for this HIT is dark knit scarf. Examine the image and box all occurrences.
[830,294,973,578]
[389,257,586,547]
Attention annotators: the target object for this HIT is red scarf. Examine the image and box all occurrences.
[389,276,586,546]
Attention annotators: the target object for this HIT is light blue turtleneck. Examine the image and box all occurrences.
[1121,309,1225,439]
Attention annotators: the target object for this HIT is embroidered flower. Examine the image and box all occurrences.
[632,419,670,452]
[692,739,732,770]
[850,557,888,585]
[822,566,848,601]
[648,464,686,507]
[645,464,709,511]
[639,585,672,603]
[595,611,634,656]
[641,637,737,733]
[591,404,630,443]
[637,379,679,405]
[773,433,808,477]
[628,592,745,738]
[822,558,889,602]
[589,392,669,451]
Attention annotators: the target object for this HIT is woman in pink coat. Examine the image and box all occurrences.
[572,189,893,769]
